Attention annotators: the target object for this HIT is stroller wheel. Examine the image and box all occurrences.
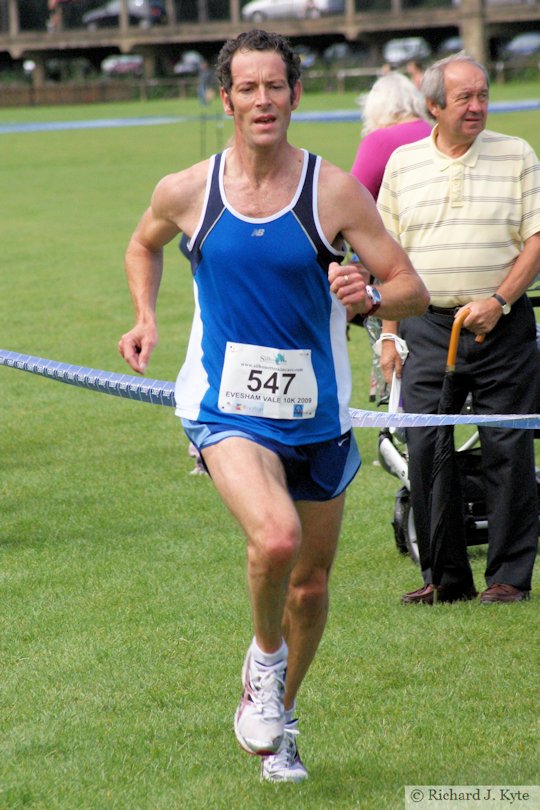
[392,486,420,565]
[392,486,409,555]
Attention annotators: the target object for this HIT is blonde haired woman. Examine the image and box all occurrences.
[351,71,431,200]
[350,71,431,400]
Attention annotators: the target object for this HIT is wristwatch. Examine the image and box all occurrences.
[364,285,382,317]
[492,293,511,315]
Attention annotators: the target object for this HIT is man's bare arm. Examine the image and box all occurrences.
[118,208,177,373]
[461,231,540,337]
[118,164,207,373]
[321,167,429,321]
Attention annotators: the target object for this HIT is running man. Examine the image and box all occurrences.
[118,29,428,782]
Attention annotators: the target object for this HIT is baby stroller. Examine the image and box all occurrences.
[379,422,492,565]
[375,297,540,566]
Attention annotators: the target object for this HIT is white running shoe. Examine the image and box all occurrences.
[234,646,287,756]
[261,719,308,783]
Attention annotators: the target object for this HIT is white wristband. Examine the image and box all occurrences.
[372,333,409,361]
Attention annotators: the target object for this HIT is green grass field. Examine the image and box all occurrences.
[1,84,539,810]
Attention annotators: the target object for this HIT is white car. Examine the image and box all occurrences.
[501,31,540,61]
[83,0,166,29]
[241,0,343,22]
[383,37,431,67]
[173,50,206,76]
[101,54,144,76]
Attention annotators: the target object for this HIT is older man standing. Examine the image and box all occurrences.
[378,52,540,605]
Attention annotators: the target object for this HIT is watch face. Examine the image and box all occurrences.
[493,293,510,315]
[366,285,382,306]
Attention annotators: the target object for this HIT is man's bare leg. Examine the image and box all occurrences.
[261,494,345,782]
[202,437,300,755]
[281,494,345,710]
[202,437,301,651]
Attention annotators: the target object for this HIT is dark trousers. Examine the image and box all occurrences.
[400,296,539,591]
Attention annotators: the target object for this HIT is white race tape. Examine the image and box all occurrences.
[1,349,539,430]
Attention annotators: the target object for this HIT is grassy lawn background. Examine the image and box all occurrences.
[1,82,539,809]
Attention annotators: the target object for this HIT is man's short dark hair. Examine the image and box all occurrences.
[216,29,301,101]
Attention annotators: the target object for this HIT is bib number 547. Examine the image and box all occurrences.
[247,370,296,395]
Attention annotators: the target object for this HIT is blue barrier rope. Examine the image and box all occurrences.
[1,349,539,430]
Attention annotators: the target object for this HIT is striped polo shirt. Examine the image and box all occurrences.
[377,126,540,307]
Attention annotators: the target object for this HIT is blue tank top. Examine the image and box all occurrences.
[175,148,351,444]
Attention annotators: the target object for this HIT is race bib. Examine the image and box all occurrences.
[218,342,318,419]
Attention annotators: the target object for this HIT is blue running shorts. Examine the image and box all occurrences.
[182,419,361,502]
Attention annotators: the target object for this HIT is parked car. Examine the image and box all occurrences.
[500,31,540,62]
[452,0,534,5]
[436,35,464,57]
[241,0,343,22]
[322,41,370,67]
[101,54,144,75]
[82,0,166,29]
[382,36,431,67]
[173,50,206,76]
[293,44,318,68]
